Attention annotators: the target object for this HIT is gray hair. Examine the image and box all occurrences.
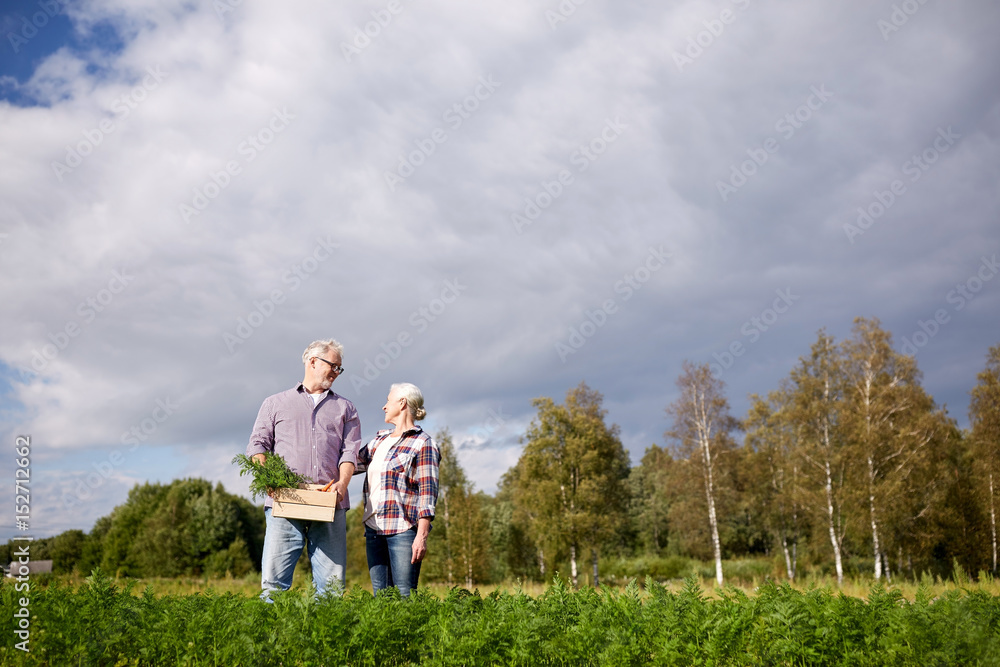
[392,382,426,421]
[302,339,344,365]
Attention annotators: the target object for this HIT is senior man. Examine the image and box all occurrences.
[246,339,361,598]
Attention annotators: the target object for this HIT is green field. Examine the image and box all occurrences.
[4,570,1000,666]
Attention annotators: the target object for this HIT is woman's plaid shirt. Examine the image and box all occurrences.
[356,426,440,535]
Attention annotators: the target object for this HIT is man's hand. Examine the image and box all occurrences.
[331,482,347,503]
[251,454,274,497]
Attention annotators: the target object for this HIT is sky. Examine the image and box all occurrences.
[1,0,998,543]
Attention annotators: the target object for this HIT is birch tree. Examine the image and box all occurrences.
[971,344,1000,574]
[840,317,938,581]
[665,362,739,586]
[787,331,848,585]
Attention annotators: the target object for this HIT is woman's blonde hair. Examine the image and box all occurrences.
[392,382,426,420]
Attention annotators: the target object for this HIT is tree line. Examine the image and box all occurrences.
[424,318,999,588]
[8,318,998,587]
[1,480,265,579]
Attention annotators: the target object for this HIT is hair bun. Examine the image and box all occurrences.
[414,407,427,420]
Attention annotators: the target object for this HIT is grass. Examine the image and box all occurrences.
[4,570,999,666]
[22,566,1000,602]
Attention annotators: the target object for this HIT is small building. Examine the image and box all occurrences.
[5,560,53,576]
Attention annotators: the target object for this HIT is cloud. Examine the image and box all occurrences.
[1,0,998,539]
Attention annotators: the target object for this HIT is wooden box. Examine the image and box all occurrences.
[272,484,339,522]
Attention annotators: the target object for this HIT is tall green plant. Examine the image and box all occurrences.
[231,453,309,500]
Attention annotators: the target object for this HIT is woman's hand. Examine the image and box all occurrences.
[411,518,432,563]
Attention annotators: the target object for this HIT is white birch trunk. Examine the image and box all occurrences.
[790,503,798,581]
[991,471,998,574]
[441,488,454,586]
[465,501,474,588]
[868,455,883,580]
[782,536,794,581]
[825,458,844,585]
[570,543,578,588]
[822,371,844,585]
[702,434,724,586]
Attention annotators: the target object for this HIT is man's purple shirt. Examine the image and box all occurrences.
[245,384,362,509]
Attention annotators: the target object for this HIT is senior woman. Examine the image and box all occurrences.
[355,383,440,597]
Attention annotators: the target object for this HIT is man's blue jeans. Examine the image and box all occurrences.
[365,525,421,597]
[261,507,346,599]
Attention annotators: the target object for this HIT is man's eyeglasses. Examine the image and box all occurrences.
[313,357,344,374]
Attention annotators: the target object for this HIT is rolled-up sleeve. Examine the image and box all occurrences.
[354,438,374,475]
[413,436,440,521]
[340,403,362,468]
[246,398,275,457]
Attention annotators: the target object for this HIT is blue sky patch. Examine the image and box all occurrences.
[1,0,125,106]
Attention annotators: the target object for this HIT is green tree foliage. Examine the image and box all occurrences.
[904,421,988,579]
[78,515,111,574]
[508,382,631,587]
[628,445,674,555]
[46,529,87,574]
[85,479,264,577]
[4,480,263,579]
[493,467,541,581]
[745,391,806,580]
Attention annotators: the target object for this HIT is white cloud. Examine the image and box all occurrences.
[1,0,999,539]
